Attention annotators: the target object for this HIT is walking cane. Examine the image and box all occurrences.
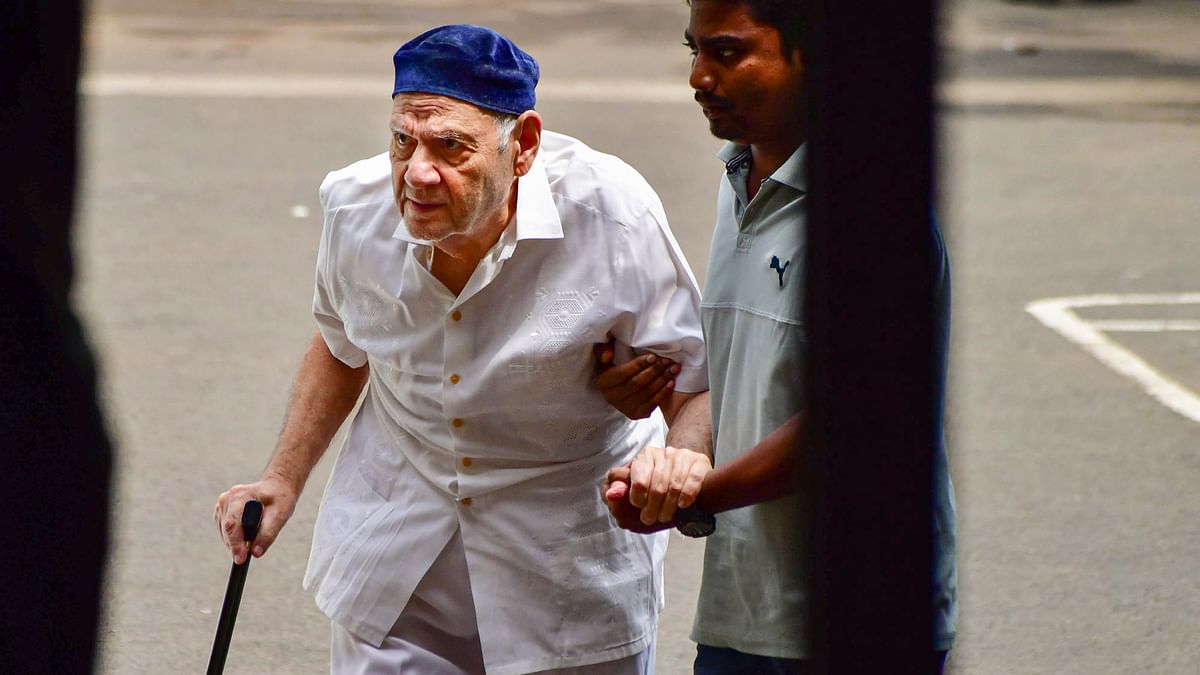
[206,499,263,675]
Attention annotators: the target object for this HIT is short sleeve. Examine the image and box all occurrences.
[611,197,708,393]
[313,175,369,369]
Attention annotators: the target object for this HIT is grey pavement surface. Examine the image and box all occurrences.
[77,0,1199,673]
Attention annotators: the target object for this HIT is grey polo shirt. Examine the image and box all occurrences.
[691,142,959,657]
[691,143,810,657]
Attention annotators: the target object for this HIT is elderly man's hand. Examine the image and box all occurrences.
[603,466,673,534]
[605,446,712,528]
[214,474,299,564]
[593,339,680,420]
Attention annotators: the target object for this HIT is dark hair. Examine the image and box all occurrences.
[688,0,806,55]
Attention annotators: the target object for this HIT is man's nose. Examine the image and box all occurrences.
[404,147,440,188]
[689,55,714,93]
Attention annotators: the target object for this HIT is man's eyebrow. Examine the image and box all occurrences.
[432,129,477,144]
[389,125,478,144]
[695,34,746,50]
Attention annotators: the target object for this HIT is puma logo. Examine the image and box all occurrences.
[770,255,790,288]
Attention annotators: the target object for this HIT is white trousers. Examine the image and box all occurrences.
[330,528,655,674]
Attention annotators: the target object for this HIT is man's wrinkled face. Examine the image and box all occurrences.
[685,0,804,145]
[389,93,515,245]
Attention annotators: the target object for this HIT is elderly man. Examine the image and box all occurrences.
[213,25,709,674]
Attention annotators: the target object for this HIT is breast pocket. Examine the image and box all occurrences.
[340,281,404,354]
[341,279,448,377]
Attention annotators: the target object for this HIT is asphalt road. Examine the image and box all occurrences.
[78,0,1200,672]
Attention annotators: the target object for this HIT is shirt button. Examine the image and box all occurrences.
[450,310,463,322]
[449,374,461,385]
[451,418,465,428]
[461,457,473,468]
[459,497,473,507]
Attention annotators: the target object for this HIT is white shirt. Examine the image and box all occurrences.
[302,131,707,674]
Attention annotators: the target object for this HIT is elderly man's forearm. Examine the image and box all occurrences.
[663,390,712,456]
[264,332,369,491]
[695,410,806,514]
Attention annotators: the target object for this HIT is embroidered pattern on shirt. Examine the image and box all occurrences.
[511,287,599,375]
[510,288,606,444]
[342,278,400,346]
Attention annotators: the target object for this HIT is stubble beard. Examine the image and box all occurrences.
[707,117,746,143]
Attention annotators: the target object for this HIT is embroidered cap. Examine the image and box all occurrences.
[391,24,539,115]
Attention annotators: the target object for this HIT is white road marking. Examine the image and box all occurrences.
[942,78,1200,106]
[80,73,1200,105]
[1026,293,1200,424]
[79,73,694,103]
[1088,320,1200,332]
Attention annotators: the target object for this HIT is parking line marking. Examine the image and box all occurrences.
[1027,293,1200,424]
[1088,320,1200,332]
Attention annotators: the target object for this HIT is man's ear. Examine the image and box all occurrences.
[511,110,543,178]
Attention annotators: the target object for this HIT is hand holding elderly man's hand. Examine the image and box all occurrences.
[604,445,713,530]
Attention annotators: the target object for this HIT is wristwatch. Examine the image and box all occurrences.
[675,505,716,538]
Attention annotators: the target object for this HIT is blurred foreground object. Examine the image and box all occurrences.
[0,0,114,672]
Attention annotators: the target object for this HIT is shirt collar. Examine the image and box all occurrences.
[716,141,806,193]
[391,153,563,245]
[510,152,564,241]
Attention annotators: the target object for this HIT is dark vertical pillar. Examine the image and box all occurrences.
[804,1,939,673]
[1,1,113,672]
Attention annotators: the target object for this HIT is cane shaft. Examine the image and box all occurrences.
[206,558,250,675]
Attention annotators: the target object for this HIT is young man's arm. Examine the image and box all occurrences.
[213,331,367,563]
[693,410,805,513]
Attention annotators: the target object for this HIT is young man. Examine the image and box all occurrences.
[598,1,958,672]
[213,25,711,674]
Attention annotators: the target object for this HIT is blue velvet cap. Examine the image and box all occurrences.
[392,25,539,115]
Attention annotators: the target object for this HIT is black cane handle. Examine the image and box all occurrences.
[241,498,263,544]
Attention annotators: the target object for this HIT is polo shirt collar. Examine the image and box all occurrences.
[391,153,563,246]
[716,141,807,193]
[773,144,806,192]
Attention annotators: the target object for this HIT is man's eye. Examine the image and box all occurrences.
[393,133,412,146]
[718,48,737,59]
[442,138,461,151]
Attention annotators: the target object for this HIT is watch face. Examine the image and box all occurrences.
[678,520,715,538]
[676,506,716,538]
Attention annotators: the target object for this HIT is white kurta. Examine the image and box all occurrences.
[302,131,708,675]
